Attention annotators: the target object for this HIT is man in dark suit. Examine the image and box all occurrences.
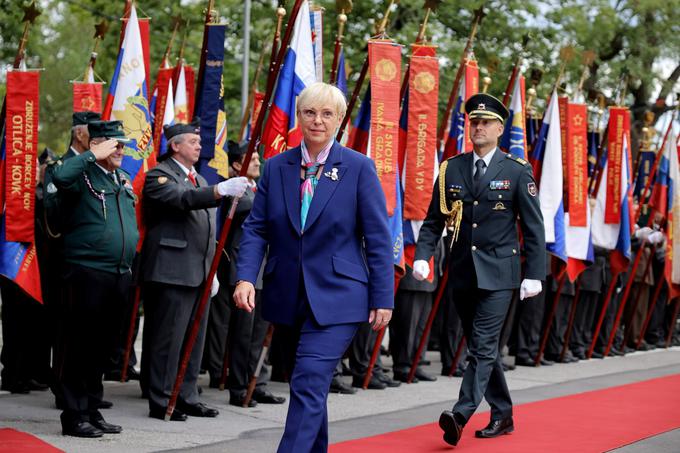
[140,119,248,421]
[413,93,545,446]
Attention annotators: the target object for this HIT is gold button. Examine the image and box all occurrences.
[471,246,477,251]
[498,194,502,199]
[512,249,517,254]
[449,188,454,193]
[473,200,479,206]
[472,223,478,228]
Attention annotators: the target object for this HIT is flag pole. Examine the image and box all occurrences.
[636,275,667,350]
[398,2,436,102]
[665,297,680,348]
[447,336,467,376]
[165,0,305,421]
[621,244,656,349]
[586,275,618,358]
[501,35,530,106]
[238,50,266,141]
[559,282,581,362]
[329,2,350,85]
[535,269,567,366]
[242,325,274,406]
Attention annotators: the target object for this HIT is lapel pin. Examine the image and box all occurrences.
[324,167,339,181]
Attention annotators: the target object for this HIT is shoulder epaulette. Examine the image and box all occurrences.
[505,153,528,166]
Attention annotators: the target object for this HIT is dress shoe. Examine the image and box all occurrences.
[353,375,387,390]
[514,356,537,367]
[540,357,555,366]
[97,399,113,409]
[90,415,122,434]
[502,362,516,371]
[177,401,219,417]
[438,410,463,446]
[573,350,586,360]
[475,417,514,438]
[62,421,103,438]
[608,347,623,356]
[252,388,286,404]
[26,379,49,391]
[375,371,401,387]
[329,377,356,394]
[149,406,187,421]
[229,392,258,407]
[590,350,604,359]
[393,371,417,383]
[414,368,437,382]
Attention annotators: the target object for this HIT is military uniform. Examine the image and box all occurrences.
[51,121,138,436]
[416,94,545,441]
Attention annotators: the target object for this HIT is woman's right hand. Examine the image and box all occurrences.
[233,281,256,312]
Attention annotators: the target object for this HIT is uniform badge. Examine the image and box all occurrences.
[448,184,463,194]
[46,182,58,194]
[489,180,511,190]
[527,182,537,197]
[158,176,168,184]
[324,167,339,181]
[493,202,507,210]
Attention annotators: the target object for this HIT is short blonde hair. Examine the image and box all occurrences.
[297,82,347,119]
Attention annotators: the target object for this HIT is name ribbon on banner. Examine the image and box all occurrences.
[605,107,631,223]
[5,70,39,243]
[369,40,401,216]
[72,81,103,113]
[567,102,588,226]
[404,54,439,220]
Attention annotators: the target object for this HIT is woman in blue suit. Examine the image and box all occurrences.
[234,82,394,452]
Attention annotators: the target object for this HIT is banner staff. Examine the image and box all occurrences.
[501,35,530,106]
[166,0,306,421]
[238,50,266,142]
[329,0,352,84]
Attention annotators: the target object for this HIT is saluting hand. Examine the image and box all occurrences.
[90,139,119,161]
[233,281,256,312]
[369,308,392,331]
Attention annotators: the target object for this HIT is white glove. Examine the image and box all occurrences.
[519,279,542,300]
[634,226,653,241]
[210,275,220,298]
[647,231,664,245]
[412,260,430,281]
[216,177,249,197]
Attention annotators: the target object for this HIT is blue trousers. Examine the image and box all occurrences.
[277,314,358,453]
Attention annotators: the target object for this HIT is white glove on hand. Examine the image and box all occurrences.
[647,231,664,245]
[217,177,249,197]
[635,226,653,241]
[520,279,542,300]
[412,260,430,281]
[210,275,220,298]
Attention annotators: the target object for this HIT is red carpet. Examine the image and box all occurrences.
[330,374,680,452]
[0,429,63,453]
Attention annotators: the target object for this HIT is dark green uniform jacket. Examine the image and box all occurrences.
[51,150,139,274]
[416,149,546,290]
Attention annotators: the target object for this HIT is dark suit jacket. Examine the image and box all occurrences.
[140,159,220,287]
[416,149,546,290]
[236,142,394,326]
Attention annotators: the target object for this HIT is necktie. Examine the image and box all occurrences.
[110,172,118,186]
[187,171,197,187]
[300,163,320,231]
[474,159,486,189]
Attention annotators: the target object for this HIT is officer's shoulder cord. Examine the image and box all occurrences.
[82,172,107,220]
[438,160,462,244]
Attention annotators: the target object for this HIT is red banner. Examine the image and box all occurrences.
[184,65,196,120]
[5,71,39,243]
[462,60,479,153]
[605,107,631,223]
[152,68,174,154]
[73,82,103,113]
[404,56,439,220]
[250,90,265,138]
[566,103,588,226]
[558,97,569,208]
[369,40,401,216]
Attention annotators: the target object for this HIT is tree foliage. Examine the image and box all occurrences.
[1,0,678,153]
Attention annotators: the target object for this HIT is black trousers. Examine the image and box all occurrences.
[143,282,209,410]
[514,287,546,361]
[57,264,131,425]
[452,287,513,422]
[438,286,466,373]
[545,293,573,358]
[389,289,432,372]
[570,290,599,356]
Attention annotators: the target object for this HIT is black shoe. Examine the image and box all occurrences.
[149,406,187,421]
[252,388,286,404]
[126,368,141,381]
[62,421,103,438]
[609,347,623,357]
[590,350,604,359]
[177,401,219,417]
[90,415,122,434]
[439,410,463,446]
[475,417,514,438]
[573,351,586,360]
[540,357,555,366]
[97,399,113,409]
[414,368,437,382]
[329,377,356,394]
[514,356,536,367]
[502,362,516,371]
[26,379,49,391]
[393,371,417,383]
[229,392,258,407]
[375,371,401,387]
[352,375,387,390]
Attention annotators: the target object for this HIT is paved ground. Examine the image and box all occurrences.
[1,327,679,453]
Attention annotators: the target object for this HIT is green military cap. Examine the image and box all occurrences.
[88,120,132,144]
[465,93,509,124]
[72,111,102,127]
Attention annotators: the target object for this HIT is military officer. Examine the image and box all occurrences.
[51,120,139,438]
[413,93,546,446]
[139,119,248,421]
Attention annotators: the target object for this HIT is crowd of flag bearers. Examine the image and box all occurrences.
[1,0,679,449]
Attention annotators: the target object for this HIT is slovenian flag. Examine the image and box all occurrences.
[347,86,371,154]
[499,75,526,159]
[262,0,317,159]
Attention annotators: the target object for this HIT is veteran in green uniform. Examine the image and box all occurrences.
[51,120,139,438]
[413,93,546,446]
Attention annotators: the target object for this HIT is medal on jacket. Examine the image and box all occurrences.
[83,173,107,220]
[438,160,462,249]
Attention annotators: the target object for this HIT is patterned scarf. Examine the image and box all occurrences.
[300,139,333,231]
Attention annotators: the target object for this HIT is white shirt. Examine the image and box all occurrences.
[171,157,196,177]
[472,147,497,177]
[69,146,81,156]
[95,163,118,185]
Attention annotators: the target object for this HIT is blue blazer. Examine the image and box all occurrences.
[236,142,394,326]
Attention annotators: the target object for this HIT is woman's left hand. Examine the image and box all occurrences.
[369,309,392,331]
